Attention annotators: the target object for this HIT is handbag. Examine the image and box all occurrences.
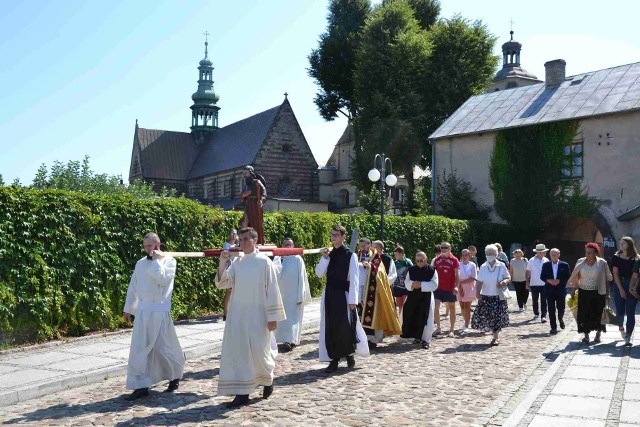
[498,285,511,301]
[567,290,579,321]
[601,301,617,326]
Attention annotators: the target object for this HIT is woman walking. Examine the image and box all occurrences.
[612,237,640,346]
[568,243,613,344]
[458,249,477,334]
[510,249,529,312]
[392,246,413,316]
[471,244,511,346]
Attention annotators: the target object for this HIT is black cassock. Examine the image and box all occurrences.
[401,264,436,340]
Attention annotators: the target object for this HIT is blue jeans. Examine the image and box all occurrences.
[612,277,637,336]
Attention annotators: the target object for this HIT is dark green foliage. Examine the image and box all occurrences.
[357,185,392,215]
[0,187,515,346]
[405,0,440,29]
[308,0,372,120]
[489,120,600,240]
[436,169,490,220]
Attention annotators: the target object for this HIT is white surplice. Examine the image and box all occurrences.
[124,256,184,390]
[272,255,312,345]
[315,254,369,362]
[404,270,439,343]
[215,250,286,396]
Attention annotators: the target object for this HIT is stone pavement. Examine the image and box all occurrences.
[0,302,321,407]
[2,297,640,426]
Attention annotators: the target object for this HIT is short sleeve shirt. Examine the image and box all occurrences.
[612,254,637,279]
[433,255,460,291]
[527,256,549,287]
[477,262,509,296]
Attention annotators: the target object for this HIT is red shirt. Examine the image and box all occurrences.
[433,255,460,291]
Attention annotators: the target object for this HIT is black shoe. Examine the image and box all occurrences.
[164,379,180,393]
[325,360,339,373]
[125,388,149,401]
[559,320,565,329]
[279,342,292,353]
[421,341,430,349]
[412,338,421,344]
[346,355,356,369]
[550,329,558,335]
[367,341,378,350]
[226,395,249,408]
[263,385,273,399]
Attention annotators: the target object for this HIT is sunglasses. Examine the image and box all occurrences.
[416,259,426,263]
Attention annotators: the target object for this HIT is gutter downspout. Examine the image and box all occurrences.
[429,139,436,206]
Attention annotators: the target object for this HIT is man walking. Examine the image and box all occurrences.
[540,248,571,334]
[527,244,550,323]
[316,225,369,373]
[123,233,184,401]
[215,227,286,408]
[273,237,312,352]
[433,242,460,336]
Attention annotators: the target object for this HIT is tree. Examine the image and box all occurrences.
[405,0,440,29]
[436,169,490,220]
[30,155,177,199]
[0,174,4,186]
[307,0,372,121]
[357,185,392,215]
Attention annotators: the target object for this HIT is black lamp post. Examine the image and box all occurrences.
[368,153,397,241]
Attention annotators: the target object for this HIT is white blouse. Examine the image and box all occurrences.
[477,262,510,297]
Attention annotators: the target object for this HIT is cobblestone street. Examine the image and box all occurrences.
[0,301,568,426]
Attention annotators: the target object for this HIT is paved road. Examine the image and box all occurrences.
[0,299,568,426]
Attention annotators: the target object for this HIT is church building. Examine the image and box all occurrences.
[129,40,326,212]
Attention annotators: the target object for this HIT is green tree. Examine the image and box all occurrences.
[308,0,372,120]
[357,184,392,215]
[0,174,4,186]
[405,0,440,29]
[30,156,177,199]
[436,169,490,220]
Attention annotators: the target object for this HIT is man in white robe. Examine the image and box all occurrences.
[273,237,312,352]
[216,227,286,408]
[316,225,369,373]
[123,232,184,401]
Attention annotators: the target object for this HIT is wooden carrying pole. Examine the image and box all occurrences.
[164,247,326,258]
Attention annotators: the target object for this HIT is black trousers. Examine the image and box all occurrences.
[530,286,547,317]
[513,281,529,309]
[545,284,566,330]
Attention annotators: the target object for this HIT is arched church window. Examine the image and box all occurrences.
[339,189,349,207]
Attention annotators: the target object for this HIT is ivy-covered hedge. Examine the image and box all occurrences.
[0,187,516,345]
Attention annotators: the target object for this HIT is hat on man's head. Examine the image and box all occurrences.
[534,244,549,253]
[244,165,254,172]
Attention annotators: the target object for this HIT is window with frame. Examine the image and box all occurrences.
[562,137,583,179]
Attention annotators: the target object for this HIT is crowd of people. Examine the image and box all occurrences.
[119,227,640,408]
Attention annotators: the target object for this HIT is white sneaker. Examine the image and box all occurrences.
[461,325,468,334]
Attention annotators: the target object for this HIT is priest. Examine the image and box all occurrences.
[273,237,312,352]
[123,232,184,401]
[402,251,439,349]
[358,238,402,348]
[215,227,286,408]
[315,225,369,373]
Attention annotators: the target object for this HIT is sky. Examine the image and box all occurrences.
[1,0,639,185]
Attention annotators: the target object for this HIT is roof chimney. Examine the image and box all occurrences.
[544,59,566,87]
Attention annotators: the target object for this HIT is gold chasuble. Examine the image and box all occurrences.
[360,252,401,336]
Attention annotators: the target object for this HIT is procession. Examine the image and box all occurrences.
[119,184,640,410]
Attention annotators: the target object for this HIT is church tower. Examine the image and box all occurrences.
[487,30,542,92]
[190,33,220,144]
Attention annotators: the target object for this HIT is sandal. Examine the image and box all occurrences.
[490,338,499,346]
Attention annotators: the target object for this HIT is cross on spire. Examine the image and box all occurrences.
[284,92,288,99]
[203,31,210,58]
[509,18,515,39]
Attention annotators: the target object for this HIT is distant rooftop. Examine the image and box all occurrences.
[430,61,640,140]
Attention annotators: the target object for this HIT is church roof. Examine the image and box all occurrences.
[135,128,198,180]
[430,61,640,140]
[188,104,281,179]
[325,123,354,167]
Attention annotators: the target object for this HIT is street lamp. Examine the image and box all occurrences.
[368,153,397,241]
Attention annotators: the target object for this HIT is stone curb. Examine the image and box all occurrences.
[0,317,320,408]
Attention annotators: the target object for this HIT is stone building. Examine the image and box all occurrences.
[429,32,640,263]
[487,31,542,92]
[129,40,326,212]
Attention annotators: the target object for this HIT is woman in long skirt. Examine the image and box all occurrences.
[568,243,613,344]
[471,244,511,346]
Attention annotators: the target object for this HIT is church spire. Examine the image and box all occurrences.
[190,32,220,144]
[487,28,541,92]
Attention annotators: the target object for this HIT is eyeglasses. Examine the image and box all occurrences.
[330,233,342,237]
[416,259,426,263]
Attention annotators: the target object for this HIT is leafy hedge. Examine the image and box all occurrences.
[0,187,516,345]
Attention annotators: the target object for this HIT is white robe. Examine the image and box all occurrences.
[215,250,286,396]
[405,270,439,343]
[316,254,369,362]
[273,255,312,345]
[124,256,184,390]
